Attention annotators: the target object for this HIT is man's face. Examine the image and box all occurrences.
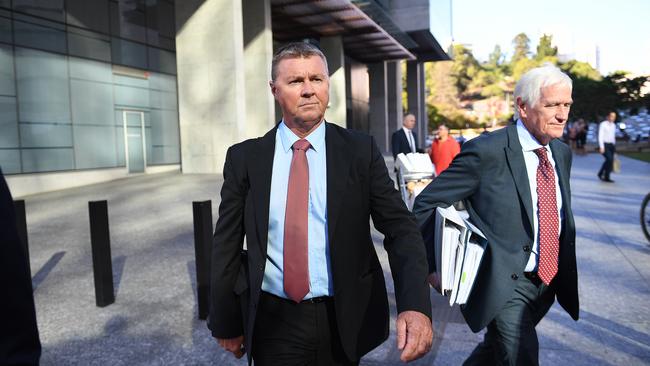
[518,83,572,145]
[438,126,449,139]
[608,112,616,122]
[270,56,329,128]
[403,115,416,129]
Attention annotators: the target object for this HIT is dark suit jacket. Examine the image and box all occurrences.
[413,124,579,332]
[208,122,431,363]
[0,168,41,365]
[391,128,418,159]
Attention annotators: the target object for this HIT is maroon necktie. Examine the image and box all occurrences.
[283,139,310,302]
[533,147,560,285]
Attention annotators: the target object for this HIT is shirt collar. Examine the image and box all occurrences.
[516,119,549,153]
[402,126,412,134]
[278,119,326,153]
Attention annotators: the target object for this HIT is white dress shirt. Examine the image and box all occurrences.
[403,127,416,153]
[598,120,616,149]
[516,120,563,272]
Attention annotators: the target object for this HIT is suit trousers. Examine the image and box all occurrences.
[598,143,616,179]
[463,274,555,366]
[251,291,358,366]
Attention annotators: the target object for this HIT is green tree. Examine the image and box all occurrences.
[488,45,504,68]
[450,44,481,94]
[535,34,558,60]
[511,33,531,63]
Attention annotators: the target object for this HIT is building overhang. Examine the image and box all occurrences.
[406,29,451,62]
[271,0,416,62]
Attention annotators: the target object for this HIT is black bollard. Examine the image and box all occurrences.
[193,200,213,320]
[14,199,31,279]
[89,200,115,307]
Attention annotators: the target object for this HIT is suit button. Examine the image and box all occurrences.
[569,242,575,247]
[511,273,519,280]
[258,264,263,271]
[523,245,531,252]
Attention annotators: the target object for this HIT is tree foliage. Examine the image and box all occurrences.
[423,32,649,131]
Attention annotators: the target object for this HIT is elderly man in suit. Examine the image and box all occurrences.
[209,41,433,365]
[391,113,419,160]
[413,65,579,366]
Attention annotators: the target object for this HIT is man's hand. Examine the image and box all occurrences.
[599,147,605,154]
[396,310,434,362]
[427,272,441,293]
[216,336,245,359]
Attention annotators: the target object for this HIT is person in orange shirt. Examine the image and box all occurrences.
[429,124,460,175]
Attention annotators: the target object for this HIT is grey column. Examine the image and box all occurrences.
[320,36,347,127]
[175,0,246,173]
[242,0,275,138]
[386,61,403,134]
[368,62,390,153]
[407,60,427,148]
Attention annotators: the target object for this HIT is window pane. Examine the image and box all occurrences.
[147,46,175,74]
[15,48,70,123]
[0,96,18,148]
[0,44,15,96]
[22,148,74,172]
[68,28,111,62]
[70,79,114,125]
[13,0,65,22]
[73,125,117,168]
[0,15,11,44]
[114,84,149,109]
[20,123,72,148]
[13,18,66,53]
[110,0,146,43]
[66,0,110,34]
[69,57,112,83]
[0,149,21,174]
[149,72,176,92]
[111,37,147,70]
[149,90,176,110]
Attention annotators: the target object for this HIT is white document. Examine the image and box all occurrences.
[396,152,435,175]
[433,206,488,306]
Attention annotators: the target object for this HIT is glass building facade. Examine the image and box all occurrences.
[0,0,180,175]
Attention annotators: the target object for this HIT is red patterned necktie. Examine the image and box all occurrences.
[533,147,559,285]
[283,139,310,302]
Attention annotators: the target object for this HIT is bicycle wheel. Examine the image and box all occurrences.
[642,193,650,243]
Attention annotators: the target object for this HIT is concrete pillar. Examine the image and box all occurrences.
[368,62,390,153]
[407,60,427,147]
[320,36,346,127]
[386,61,403,134]
[242,0,275,138]
[175,0,246,173]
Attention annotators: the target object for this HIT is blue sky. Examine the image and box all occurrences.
[430,0,650,76]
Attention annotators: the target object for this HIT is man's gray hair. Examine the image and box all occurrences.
[513,64,572,120]
[271,41,329,81]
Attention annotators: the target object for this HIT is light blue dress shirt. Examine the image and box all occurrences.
[516,120,563,272]
[261,121,332,299]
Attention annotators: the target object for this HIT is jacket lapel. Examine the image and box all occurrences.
[504,124,534,233]
[250,125,277,256]
[325,123,352,245]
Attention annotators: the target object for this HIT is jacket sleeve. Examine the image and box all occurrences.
[367,137,432,319]
[208,146,247,339]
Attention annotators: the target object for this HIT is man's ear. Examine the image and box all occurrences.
[269,80,276,96]
[516,97,527,119]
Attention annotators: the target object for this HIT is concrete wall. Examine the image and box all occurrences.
[320,36,347,127]
[368,62,390,152]
[407,61,427,147]
[175,0,246,174]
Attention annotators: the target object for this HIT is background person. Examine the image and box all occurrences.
[597,112,617,182]
[429,124,460,175]
[391,113,420,160]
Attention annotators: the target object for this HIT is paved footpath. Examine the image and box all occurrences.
[19,152,650,365]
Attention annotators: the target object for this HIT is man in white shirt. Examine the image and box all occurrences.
[597,112,617,182]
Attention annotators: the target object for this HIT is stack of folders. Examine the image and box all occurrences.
[434,205,488,306]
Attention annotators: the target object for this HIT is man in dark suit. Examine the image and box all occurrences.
[413,65,579,365]
[0,168,41,365]
[391,113,419,159]
[209,42,433,365]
